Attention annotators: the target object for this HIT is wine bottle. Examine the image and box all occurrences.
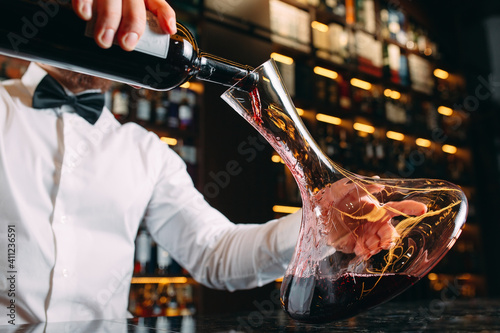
[156,246,172,276]
[134,228,152,275]
[167,89,181,129]
[154,92,169,125]
[0,0,256,91]
[135,89,153,125]
[0,58,7,81]
[178,91,194,130]
[111,85,130,121]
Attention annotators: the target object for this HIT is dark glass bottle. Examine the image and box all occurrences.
[0,0,255,91]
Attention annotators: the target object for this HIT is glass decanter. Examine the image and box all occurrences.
[221,59,468,323]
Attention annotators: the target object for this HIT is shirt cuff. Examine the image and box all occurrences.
[275,209,302,265]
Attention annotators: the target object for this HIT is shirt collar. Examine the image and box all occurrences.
[21,63,49,98]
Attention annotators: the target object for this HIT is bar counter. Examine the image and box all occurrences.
[4,299,500,332]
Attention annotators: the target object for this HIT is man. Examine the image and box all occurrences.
[0,0,424,325]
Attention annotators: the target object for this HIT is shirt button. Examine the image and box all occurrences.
[61,215,68,224]
[62,269,69,278]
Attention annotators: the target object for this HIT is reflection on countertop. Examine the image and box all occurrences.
[2,299,500,332]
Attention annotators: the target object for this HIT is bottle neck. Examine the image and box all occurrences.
[195,53,257,91]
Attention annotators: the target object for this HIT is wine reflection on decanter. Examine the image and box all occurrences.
[221,59,468,323]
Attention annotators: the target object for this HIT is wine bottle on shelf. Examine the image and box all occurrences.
[406,21,418,50]
[141,284,154,318]
[155,285,170,319]
[134,228,152,275]
[156,246,172,276]
[104,89,112,111]
[0,59,8,81]
[324,0,346,18]
[339,77,352,111]
[399,54,410,87]
[0,0,256,91]
[324,125,337,159]
[363,134,374,169]
[151,290,162,317]
[374,140,385,173]
[167,89,181,129]
[135,89,152,125]
[154,92,168,126]
[133,287,146,317]
[315,76,328,107]
[417,28,428,54]
[178,91,194,130]
[166,284,180,317]
[183,285,196,316]
[327,77,339,109]
[338,129,352,169]
[111,85,130,122]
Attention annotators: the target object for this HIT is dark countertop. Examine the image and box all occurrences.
[3,299,500,332]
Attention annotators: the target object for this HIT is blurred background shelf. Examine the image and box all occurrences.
[2,0,498,317]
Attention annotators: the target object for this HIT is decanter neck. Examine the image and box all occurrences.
[252,97,338,194]
[222,60,339,194]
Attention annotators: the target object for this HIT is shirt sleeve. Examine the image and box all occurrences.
[143,145,301,291]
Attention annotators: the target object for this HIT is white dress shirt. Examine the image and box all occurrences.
[0,63,301,325]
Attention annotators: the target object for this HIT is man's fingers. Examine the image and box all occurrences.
[94,0,123,49]
[146,0,177,34]
[376,222,399,243]
[354,240,370,259]
[330,232,356,253]
[384,200,428,218]
[72,0,93,21]
[365,183,385,195]
[116,0,147,51]
[74,0,176,50]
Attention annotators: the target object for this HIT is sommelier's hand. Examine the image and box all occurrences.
[72,0,177,51]
[316,178,428,260]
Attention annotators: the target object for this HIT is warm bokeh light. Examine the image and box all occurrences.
[350,78,372,90]
[434,68,449,79]
[386,131,405,141]
[442,144,457,154]
[179,81,190,89]
[313,66,338,79]
[273,205,301,214]
[131,277,189,284]
[271,155,284,164]
[416,138,432,148]
[270,52,294,65]
[311,21,329,32]
[406,41,416,49]
[357,131,368,138]
[427,273,438,281]
[384,89,401,99]
[390,90,401,100]
[160,137,178,146]
[296,108,305,116]
[438,106,454,116]
[316,113,342,125]
[353,122,375,133]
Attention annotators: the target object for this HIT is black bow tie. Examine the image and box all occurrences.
[32,75,105,125]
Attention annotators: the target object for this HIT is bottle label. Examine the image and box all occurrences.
[85,11,170,58]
